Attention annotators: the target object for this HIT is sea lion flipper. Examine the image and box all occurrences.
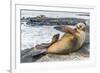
[54,26,65,32]
[49,34,60,46]
[54,26,76,35]
[51,34,60,43]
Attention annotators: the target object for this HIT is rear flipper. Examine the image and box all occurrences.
[50,34,60,46]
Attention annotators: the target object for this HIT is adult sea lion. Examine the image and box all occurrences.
[47,23,86,54]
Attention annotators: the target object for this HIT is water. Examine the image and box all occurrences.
[21,23,64,50]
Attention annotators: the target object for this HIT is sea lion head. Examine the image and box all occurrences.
[76,23,86,31]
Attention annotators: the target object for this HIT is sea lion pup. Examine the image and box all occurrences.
[31,22,86,57]
[47,22,86,54]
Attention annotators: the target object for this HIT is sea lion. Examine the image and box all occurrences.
[47,22,86,54]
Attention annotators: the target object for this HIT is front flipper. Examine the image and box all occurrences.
[54,26,76,35]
